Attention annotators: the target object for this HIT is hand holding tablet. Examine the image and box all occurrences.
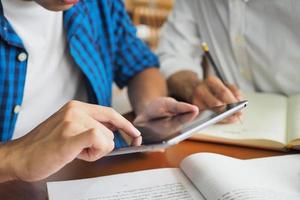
[109,101,248,156]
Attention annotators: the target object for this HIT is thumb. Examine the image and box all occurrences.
[165,98,199,115]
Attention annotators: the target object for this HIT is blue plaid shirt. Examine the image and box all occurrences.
[0,0,159,145]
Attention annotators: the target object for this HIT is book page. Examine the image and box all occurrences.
[192,92,287,145]
[47,168,205,200]
[287,94,300,144]
[180,153,300,200]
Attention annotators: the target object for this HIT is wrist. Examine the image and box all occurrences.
[128,68,168,116]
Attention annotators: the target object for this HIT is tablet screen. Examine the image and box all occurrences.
[134,101,247,145]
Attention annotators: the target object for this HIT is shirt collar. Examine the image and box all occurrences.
[0,1,25,48]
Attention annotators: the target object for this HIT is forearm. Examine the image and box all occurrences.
[0,142,15,182]
[167,70,201,103]
[128,68,167,115]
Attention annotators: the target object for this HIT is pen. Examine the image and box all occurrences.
[201,42,243,124]
[201,42,226,83]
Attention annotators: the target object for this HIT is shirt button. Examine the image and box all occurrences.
[3,26,7,31]
[18,52,27,62]
[14,105,22,114]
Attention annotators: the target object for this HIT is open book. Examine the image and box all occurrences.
[47,153,300,200]
[189,92,300,151]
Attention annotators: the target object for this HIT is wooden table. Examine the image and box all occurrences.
[0,140,287,200]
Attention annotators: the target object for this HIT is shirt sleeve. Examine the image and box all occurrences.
[112,0,159,89]
[157,0,203,79]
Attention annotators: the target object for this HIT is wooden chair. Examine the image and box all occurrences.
[129,0,174,49]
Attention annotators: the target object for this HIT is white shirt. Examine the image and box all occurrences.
[2,0,87,139]
[158,0,300,95]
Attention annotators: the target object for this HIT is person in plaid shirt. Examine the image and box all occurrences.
[0,0,198,182]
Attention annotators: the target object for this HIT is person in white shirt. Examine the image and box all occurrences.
[158,0,300,112]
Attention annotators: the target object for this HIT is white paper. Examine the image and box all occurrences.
[47,168,205,200]
[181,153,300,200]
[196,92,288,144]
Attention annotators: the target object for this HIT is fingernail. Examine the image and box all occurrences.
[131,136,143,146]
[133,127,141,137]
[193,105,199,113]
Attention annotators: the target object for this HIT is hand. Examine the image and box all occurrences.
[136,111,198,140]
[1,101,141,182]
[167,71,243,124]
[133,97,199,124]
[192,76,243,109]
[192,76,243,123]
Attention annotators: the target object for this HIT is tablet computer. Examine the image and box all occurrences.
[108,100,248,156]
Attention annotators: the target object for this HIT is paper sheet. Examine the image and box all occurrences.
[47,168,205,200]
[195,92,288,144]
[181,153,300,200]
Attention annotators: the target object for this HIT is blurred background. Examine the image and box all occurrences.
[125,0,173,50]
[113,0,174,114]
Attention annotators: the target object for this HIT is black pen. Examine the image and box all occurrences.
[201,42,226,83]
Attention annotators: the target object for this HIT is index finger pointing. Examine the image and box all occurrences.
[79,103,141,138]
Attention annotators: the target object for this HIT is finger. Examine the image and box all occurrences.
[49,113,116,164]
[206,76,238,103]
[65,124,114,153]
[130,135,142,146]
[71,128,115,162]
[80,103,141,139]
[76,113,115,140]
[194,84,223,108]
[164,98,199,115]
[58,108,115,140]
[53,122,87,164]
[227,84,244,101]
[101,122,117,132]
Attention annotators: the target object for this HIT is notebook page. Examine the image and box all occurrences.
[194,92,287,144]
[180,153,300,200]
[47,168,205,200]
[287,94,300,143]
